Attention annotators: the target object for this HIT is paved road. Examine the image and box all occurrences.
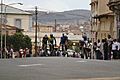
[0,57,120,80]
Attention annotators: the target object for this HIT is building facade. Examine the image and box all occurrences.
[108,0,120,39]
[90,0,116,42]
[0,24,22,35]
[0,4,32,32]
[32,24,53,33]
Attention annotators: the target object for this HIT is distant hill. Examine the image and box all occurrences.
[28,9,91,25]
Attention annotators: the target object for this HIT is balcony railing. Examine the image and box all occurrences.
[109,0,120,3]
[108,0,120,13]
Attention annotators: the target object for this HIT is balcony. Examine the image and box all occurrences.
[108,0,120,12]
[109,0,120,3]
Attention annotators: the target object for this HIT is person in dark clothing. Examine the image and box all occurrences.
[114,45,119,59]
[79,40,88,59]
[60,33,68,52]
[103,38,109,60]
[42,35,49,56]
[107,35,113,60]
[93,42,97,59]
[79,40,85,58]
[96,39,103,60]
[42,35,49,50]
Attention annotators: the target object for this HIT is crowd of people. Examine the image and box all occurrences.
[79,35,120,60]
[0,47,32,59]
[1,33,120,60]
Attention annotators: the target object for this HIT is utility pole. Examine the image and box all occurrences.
[35,6,38,56]
[0,0,3,59]
[55,19,57,32]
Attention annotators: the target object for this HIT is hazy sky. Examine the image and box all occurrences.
[4,0,91,12]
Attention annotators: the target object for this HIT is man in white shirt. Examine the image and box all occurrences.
[112,39,118,59]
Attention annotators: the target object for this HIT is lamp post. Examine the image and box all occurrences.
[35,6,38,56]
[3,3,23,54]
[0,0,3,58]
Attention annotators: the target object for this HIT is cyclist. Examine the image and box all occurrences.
[42,35,49,56]
[48,34,56,56]
[60,33,68,56]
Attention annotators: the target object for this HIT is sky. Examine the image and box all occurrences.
[3,0,91,12]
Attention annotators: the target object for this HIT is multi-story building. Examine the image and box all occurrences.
[0,4,32,32]
[90,0,116,42]
[108,0,120,39]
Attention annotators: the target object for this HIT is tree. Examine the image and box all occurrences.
[6,32,32,51]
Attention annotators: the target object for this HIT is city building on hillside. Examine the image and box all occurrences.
[90,0,116,42]
[108,0,120,39]
[32,24,53,33]
[0,4,32,32]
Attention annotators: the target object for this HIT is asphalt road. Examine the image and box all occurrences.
[0,57,120,80]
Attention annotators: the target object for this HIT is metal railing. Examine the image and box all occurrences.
[109,0,120,3]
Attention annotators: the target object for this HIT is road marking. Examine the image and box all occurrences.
[18,64,44,67]
[64,77,120,80]
[76,61,87,63]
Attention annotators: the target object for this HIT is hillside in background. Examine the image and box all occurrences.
[28,9,91,25]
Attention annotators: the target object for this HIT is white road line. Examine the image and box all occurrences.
[76,61,87,63]
[18,64,44,67]
[64,77,120,80]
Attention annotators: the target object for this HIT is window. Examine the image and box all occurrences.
[119,15,120,22]
[118,29,120,39]
[15,19,22,28]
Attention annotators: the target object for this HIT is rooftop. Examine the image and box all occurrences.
[0,4,32,15]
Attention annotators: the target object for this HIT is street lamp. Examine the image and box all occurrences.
[0,0,3,58]
[4,3,23,54]
[35,6,38,56]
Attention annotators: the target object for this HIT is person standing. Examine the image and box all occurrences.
[107,35,113,60]
[96,39,103,60]
[93,42,97,59]
[19,48,23,58]
[112,39,118,59]
[103,38,109,60]
[10,48,14,58]
[117,39,120,59]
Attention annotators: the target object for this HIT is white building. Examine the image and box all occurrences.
[0,4,32,32]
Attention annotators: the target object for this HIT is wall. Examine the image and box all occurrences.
[5,14,32,31]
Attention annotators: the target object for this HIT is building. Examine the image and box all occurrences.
[0,4,32,32]
[32,24,53,33]
[90,0,116,42]
[0,24,23,35]
[108,0,120,39]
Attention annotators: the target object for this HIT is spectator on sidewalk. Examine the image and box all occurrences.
[103,38,109,60]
